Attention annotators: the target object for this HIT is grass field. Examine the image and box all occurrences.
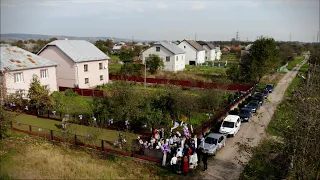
[184,65,227,75]
[109,63,122,74]
[287,56,305,70]
[12,114,138,149]
[0,133,176,180]
[298,63,308,73]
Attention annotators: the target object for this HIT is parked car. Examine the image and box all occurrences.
[238,108,253,122]
[265,84,274,93]
[263,89,269,99]
[252,93,264,105]
[245,100,260,113]
[200,133,227,156]
[219,115,241,137]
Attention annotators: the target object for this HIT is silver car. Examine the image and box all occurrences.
[200,133,227,156]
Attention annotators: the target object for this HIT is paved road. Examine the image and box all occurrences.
[197,58,307,180]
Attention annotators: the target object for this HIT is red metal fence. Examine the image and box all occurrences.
[109,74,253,91]
[59,87,105,97]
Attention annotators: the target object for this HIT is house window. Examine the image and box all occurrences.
[85,78,89,84]
[14,73,23,83]
[40,69,48,78]
[166,56,170,62]
[84,64,88,72]
[156,47,160,52]
[184,46,186,49]
[99,63,103,70]
[100,75,103,81]
[176,56,178,61]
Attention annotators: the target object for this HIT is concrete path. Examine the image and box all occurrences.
[197,58,307,180]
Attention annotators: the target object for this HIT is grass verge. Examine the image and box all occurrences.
[0,132,176,179]
[287,56,304,70]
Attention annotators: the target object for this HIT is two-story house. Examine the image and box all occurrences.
[197,41,216,61]
[38,40,110,88]
[0,46,58,97]
[178,40,205,65]
[141,41,186,72]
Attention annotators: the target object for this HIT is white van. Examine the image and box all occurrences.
[219,115,241,137]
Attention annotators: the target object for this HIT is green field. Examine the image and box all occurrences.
[12,114,138,149]
[109,63,122,74]
[184,65,227,75]
[287,56,305,70]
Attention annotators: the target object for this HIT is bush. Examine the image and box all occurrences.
[65,89,78,97]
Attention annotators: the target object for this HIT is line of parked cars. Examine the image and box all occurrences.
[199,84,274,156]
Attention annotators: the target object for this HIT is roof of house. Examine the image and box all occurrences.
[1,46,57,72]
[196,41,216,50]
[113,45,123,50]
[135,42,143,46]
[154,41,185,55]
[39,40,110,63]
[182,40,205,51]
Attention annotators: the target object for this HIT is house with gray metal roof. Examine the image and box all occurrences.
[0,46,58,96]
[197,41,217,61]
[178,40,206,65]
[141,41,186,72]
[37,40,110,88]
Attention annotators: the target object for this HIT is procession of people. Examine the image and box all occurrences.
[136,121,209,175]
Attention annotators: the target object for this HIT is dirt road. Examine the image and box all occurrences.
[198,58,307,180]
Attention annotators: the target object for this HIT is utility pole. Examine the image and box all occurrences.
[289,33,292,42]
[236,31,239,41]
[317,31,319,43]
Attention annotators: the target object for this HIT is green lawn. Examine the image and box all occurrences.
[109,63,122,74]
[287,56,305,70]
[298,63,308,73]
[184,65,227,75]
[12,114,138,149]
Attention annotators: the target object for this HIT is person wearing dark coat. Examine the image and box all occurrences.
[202,152,208,171]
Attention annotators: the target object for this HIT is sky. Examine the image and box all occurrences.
[0,0,319,42]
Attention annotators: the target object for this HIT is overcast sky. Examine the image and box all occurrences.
[1,0,319,42]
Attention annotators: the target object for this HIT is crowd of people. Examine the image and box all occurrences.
[136,122,210,175]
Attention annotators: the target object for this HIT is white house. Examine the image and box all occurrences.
[141,41,186,72]
[0,46,58,97]
[178,40,205,65]
[38,40,110,89]
[216,47,222,60]
[197,41,216,61]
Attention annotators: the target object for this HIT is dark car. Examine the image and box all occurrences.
[245,101,260,113]
[265,84,274,93]
[263,89,269,99]
[252,93,264,105]
[238,108,252,122]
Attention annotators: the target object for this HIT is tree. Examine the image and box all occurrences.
[133,46,142,57]
[0,106,13,139]
[48,37,58,43]
[11,40,26,49]
[279,44,294,65]
[119,47,134,61]
[227,37,280,83]
[28,75,51,113]
[146,54,164,74]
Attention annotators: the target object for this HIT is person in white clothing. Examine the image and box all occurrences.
[170,154,178,173]
[176,147,183,157]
